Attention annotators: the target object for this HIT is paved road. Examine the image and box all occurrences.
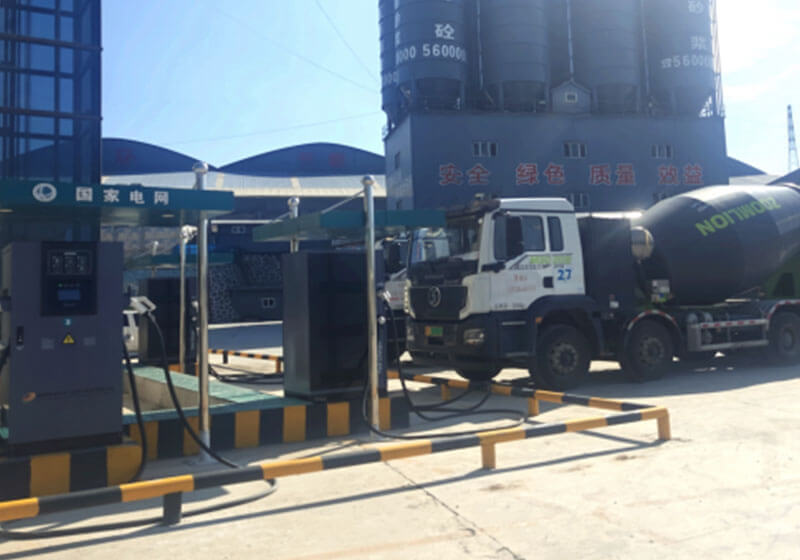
[4,326,800,559]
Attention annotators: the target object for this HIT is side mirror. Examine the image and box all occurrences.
[506,216,524,260]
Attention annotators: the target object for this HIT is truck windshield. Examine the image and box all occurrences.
[412,219,481,263]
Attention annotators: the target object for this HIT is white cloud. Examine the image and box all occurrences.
[725,63,800,102]
[717,1,800,74]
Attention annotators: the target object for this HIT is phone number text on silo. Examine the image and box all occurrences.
[396,44,468,65]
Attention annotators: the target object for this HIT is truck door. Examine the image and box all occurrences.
[489,213,584,312]
[489,213,549,311]
[544,215,584,297]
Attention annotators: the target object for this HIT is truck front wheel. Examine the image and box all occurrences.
[621,321,674,382]
[767,311,800,365]
[531,325,590,391]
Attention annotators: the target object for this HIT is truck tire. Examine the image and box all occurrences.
[621,321,674,382]
[531,325,590,391]
[456,367,501,383]
[767,311,800,365]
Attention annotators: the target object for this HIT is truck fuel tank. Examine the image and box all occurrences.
[635,185,800,305]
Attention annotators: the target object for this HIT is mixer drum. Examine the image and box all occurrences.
[636,185,800,305]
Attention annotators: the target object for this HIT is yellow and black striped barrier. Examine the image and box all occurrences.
[388,369,658,420]
[0,440,142,503]
[209,349,283,373]
[0,403,670,525]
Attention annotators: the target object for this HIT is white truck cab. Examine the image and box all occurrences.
[405,198,596,387]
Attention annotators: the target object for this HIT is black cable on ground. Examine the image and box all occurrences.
[0,313,279,541]
[362,299,527,440]
[122,339,147,482]
[210,365,284,385]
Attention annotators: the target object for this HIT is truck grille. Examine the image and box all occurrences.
[410,286,467,320]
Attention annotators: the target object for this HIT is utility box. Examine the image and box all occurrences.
[282,252,387,401]
[138,277,197,369]
[0,242,124,455]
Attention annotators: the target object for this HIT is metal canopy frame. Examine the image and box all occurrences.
[252,208,446,243]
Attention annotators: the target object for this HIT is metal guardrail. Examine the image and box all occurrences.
[0,386,670,525]
[209,349,283,373]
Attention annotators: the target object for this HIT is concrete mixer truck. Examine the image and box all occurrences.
[404,185,800,390]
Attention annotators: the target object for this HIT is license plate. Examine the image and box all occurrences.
[425,326,444,337]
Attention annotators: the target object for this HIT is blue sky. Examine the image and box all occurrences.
[102,1,800,175]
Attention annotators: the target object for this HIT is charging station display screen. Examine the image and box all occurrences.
[57,288,82,302]
[41,243,98,316]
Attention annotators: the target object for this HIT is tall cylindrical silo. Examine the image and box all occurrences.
[547,0,571,88]
[571,0,643,114]
[379,0,399,125]
[645,0,716,116]
[395,0,470,111]
[480,0,550,112]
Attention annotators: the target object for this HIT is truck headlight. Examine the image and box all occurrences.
[403,281,412,317]
[406,323,415,343]
[463,328,485,347]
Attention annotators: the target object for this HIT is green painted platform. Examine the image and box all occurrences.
[124,367,411,460]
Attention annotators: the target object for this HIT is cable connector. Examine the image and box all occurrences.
[129,296,157,316]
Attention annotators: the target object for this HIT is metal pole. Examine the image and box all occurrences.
[362,176,380,433]
[288,197,300,253]
[193,161,211,458]
[179,228,187,374]
[178,226,195,374]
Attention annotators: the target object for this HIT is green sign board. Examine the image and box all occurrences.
[0,180,234,226]
[0,180,233,211]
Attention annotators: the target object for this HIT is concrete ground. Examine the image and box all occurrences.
[3,324,800,559]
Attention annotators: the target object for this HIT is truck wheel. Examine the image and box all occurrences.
[532,325,590,391]
[768,311,800,365]
[621,321,674,382]
[456,367,500,383]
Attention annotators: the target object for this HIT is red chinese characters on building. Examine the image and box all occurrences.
[515,163,539,185]
[615,163,636,186]
[683,163,704,186]
[658,164,680,186]
[589,164,612,186]
[438,163,463,186]
[543,163,566,185]
[467,163,491,186]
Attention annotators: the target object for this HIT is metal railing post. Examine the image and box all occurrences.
[362,176,380,434]
[288,197,300,253]
[178,226,191,375]
[162,492,183,525]
[193,161,212,458]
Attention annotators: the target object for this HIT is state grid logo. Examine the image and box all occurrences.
[32,183,57,203]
